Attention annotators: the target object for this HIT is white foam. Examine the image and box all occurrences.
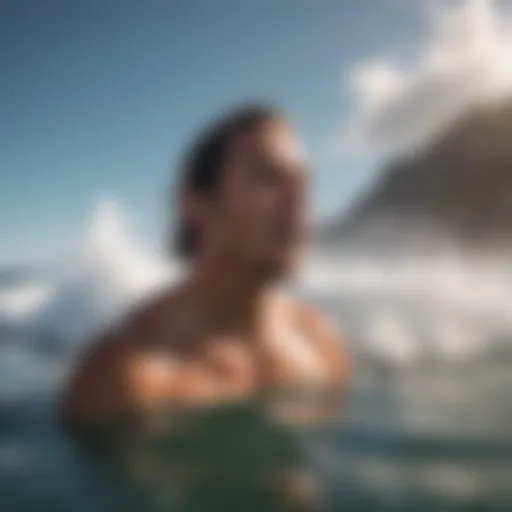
[0,284,49,320]
[1,199,180,349]
[1,200,511,365]
[297,250,512,365]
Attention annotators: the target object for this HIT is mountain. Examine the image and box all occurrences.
[320,100,512,254]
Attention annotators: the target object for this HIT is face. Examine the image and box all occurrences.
[196,120,310,277]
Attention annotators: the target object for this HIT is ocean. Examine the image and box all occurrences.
[1,202,511,511]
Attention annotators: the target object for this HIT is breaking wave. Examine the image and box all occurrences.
[1,199,511,366]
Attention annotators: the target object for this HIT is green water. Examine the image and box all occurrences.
[1,353,511,511]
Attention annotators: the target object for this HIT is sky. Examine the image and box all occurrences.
[2,0,511,264]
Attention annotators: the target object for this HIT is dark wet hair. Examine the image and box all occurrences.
[173,102,284,259]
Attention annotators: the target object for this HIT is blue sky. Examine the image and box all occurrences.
[1,0,427,263]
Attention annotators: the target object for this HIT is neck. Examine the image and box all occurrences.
[187,253,277,334]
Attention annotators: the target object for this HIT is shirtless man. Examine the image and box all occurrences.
[61,103,348,422]
[60,104,349,510]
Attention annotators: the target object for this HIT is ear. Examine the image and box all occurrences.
[180,189,213,230]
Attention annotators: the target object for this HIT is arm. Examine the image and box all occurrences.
[59,330,134,426]
[310,310,350,385]
[298,304,351,418]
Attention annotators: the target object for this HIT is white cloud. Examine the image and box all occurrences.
[344,0,512,154]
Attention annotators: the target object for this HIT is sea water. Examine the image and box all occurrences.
[1,202,511,511]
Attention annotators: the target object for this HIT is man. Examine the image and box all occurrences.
[61,103,348,422]
[60,104,349,510]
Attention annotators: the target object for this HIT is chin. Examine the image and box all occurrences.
[263,252,302,280]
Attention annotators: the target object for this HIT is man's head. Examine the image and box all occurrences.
[174,103,309,279]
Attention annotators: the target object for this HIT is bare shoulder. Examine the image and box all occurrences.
[290,299,351,382]
[59,289,183,425]
[59,322,136,425]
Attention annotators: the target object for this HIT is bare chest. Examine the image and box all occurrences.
[130,327,328,408]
